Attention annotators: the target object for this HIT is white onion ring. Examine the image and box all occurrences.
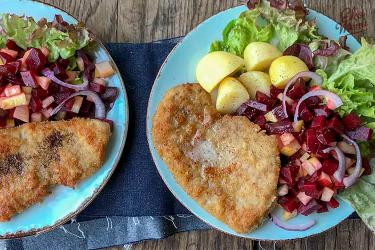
[282,71,322,117]
[270,212,316,231]
[341,134,362,188]
[41,68,89,90]
[293,90,343,123]
[323,146,346,182]
[50,90,106,119]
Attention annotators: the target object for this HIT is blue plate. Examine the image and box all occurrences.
[0,0,128,238]
[147,5,359,240]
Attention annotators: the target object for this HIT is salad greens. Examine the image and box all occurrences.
[339,161,375,231]
[210,1,320,56]
[0,14,90,61]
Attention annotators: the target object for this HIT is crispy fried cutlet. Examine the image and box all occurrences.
[0,118,111,221]
[152,84,280,233]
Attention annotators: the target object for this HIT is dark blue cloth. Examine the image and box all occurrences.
[78,37,190,220]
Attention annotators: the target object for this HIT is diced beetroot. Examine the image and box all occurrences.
[327,116,344,134]
[332,178,345,189]
[322,159,338,175]
[299,106,314,122]
[256,91,277,109]
[311,116,326,129]
[314,107,329,117]
[90,82,106,94]
[270,85,283,99]
[0,48,18,59]
[6,40,22,51]
[280,167,295,185]
[32,88,48,100]
[0,62,20,76]
[342,113,362,131]
[286,79,306,100]
[47,82,60,96]
[0,52,15,64]
[279,195,298,213]
[304,96,322,108]
[305,171,320,183]
[25,48,46,72]
[20,71,38,87]
[316,128,336,145]
[265,120,294,134]
[51,62,68,80]
[327,197,339,208]
[347,127,373,141]
[318,172,332,187]
[298,199,321,216]
[236,103,260,121]
[79,99,93,117]
[254,115,266,129]
[305,129,319,153]
[29,96,42,113]
[56,58,70,69]
[273,105,288,120]
[303,182,322,199]
[317,202,328,213]
[315,144,331,159]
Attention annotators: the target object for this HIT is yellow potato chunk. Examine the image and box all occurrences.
[216,77,249,114]
[238,71,271,99]
[196,51,245,93]
[244,42,282,71]
[269,56,309,88]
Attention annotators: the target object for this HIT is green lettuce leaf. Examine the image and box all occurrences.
[339,160,375,232]
[0,14,90,62]
[329,39,375,84]
[210,1,320,56]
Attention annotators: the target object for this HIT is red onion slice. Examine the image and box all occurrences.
[293,90,342,123]
[322,146,346,182]
[282,71,322,117]
[50,90,106,119]
[270,212,316,231]
[41,68,89,90]
[341,134,362,188]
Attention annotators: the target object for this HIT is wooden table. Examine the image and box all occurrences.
[42,0,375,249]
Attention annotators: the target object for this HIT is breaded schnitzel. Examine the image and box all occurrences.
[0,118,111,221]
[152,84,280,233]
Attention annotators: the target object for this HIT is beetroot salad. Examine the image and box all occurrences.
[209,0,375,231]
[0,14,118,128]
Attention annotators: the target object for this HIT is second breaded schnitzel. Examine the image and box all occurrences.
[0,118,111,221]
[152,84,280,233]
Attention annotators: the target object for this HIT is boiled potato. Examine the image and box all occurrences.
[196,51,245,93]
[269,56,309,88]
[244,42,282,71]
[216,77,249,114]
[238,71,271,99]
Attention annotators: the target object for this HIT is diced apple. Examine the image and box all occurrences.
[302,160,316,175]
[280,139,301,156]
[299,152,310,162]
[297,192,313,205]
[95,61,115,78]
[5,118,15,128]
[297,165,308,177]
[293,120,304,132]
[280,133,295,145]
[71,96,84,113]
[282,210,297,221]
[42,96,55,108]
[42,107,53,119]
[318,172,332,187]
[40,47,49,57]
[36,76,51,90]
[277,93,293,104]
[31,112,43,122]
[0,93,27,109]
[347,167,364,177]
[265,110,278,122]
[77,57,84,71]
[93,78,107,86]
[0,48,18,58]
[337,141,356,154]
[320,187,335,202]
[308,157,322,171]
[22,86,33,95]
[279,178,287,184]
[13,105,29,122]
[21,49,32,67]
[4,85,21,97]
[277,184,289,196]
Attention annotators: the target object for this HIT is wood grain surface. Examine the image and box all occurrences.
[41,0,375,249]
